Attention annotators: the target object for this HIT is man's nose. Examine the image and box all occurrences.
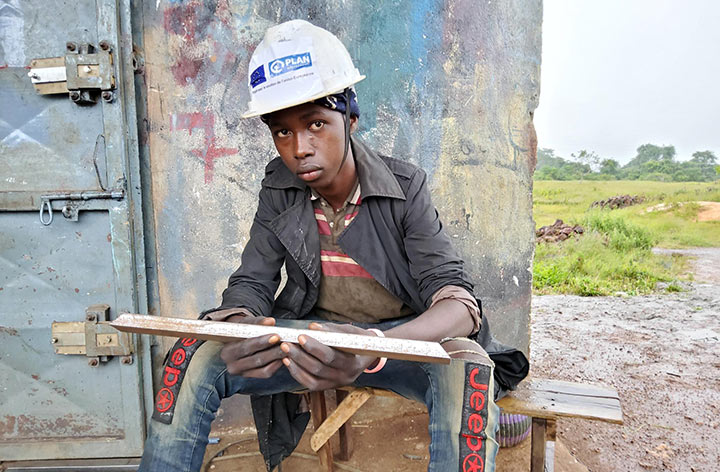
[294,131,314,158]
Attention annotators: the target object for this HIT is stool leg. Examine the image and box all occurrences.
[530,418,546,472]
[335,389,353,461]
[310,391,334,472]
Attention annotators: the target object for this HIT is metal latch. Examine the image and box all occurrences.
[39,176,126,226]
[51,304,134,367]
[27,41,116,105]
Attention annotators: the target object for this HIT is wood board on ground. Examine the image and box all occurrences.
[111,314,451,364]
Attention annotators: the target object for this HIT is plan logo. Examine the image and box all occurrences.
[268,52,312,77]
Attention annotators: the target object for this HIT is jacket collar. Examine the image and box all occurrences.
[263,137,405,200]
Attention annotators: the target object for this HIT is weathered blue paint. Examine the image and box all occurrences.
[141,0,540,430]
[0,0,150,460]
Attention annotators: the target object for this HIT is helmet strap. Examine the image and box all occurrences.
[337,88,352,174]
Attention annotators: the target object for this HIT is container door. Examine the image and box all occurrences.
[0,0,149,460]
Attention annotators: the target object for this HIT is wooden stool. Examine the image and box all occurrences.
[307,387,394,472]
[306,379,622,472]
[496,379,623,472]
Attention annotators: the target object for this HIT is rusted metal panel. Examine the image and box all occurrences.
[0,0,151,462]
[139,0,540,427]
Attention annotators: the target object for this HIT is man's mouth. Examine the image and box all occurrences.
[297,166,322,181]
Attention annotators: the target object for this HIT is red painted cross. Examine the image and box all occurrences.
[171,111,238,183]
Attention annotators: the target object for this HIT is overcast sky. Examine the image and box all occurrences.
[534,0,720,164]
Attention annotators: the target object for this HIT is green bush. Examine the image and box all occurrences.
[533,232,682,296]
[583,212,656,250]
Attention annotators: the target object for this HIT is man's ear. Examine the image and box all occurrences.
[350,116,359,133]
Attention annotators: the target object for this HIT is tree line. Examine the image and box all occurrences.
[534,144,719,181]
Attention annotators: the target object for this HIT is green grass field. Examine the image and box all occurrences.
[533,180,720,295]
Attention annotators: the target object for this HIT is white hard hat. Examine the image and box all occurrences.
[242,20,365,119]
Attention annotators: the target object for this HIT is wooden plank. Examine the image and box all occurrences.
[497,378,623,424]
[311,388,372,452]
[111,314,451,364]
[530,418,546,472]
[335,390,354,461]
[497,393,623,424]
[528,379,620,399]
[309,392,334,472]
[337,386,400,398]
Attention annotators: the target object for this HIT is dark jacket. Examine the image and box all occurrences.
[220,138,473,320]
[217,138,528,470]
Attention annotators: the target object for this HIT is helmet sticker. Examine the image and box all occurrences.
[250,65,266,88]
[268,52,313,78]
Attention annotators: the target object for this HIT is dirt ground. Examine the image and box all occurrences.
[531,248,720,472]
[696,202,720,222]
[645,201,720,222]
[203,248,720,472]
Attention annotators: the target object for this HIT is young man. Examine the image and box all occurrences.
[140,19,526,472]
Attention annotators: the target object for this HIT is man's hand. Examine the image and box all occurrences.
[219,314,284,378]
[281,322,380,391]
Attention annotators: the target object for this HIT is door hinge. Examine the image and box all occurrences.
[27,42,116,105]
[51,304,135,367]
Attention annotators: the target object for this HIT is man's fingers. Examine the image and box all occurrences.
[220,334,279,366]
[298,335,355,367]
[282,358,332,391]
[242,316,275,326]
[223,343,284,376]
[282,341,338,378]
[241,359,284,379]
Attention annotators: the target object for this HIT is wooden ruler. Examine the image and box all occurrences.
[111,314,451,364]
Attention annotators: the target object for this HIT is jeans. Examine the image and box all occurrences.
[139,318,499,472]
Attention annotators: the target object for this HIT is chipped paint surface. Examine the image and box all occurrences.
[0,413,123,440]
[1,0,149,460]
[142,0,539,397]
[0,0,26,67]
[143,0,540,352]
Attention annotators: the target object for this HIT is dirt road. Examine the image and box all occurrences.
[531,248,720,471]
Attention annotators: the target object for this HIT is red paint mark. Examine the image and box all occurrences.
[74,288,79,293]
[0,287,3,291]
[107,233,112,243]
[171,56,203,86]
[191,137,237,184]
[171,111,237,183]
[163,0,236,88]
[163,3,197,42]
[31,375,40,381]
[47,267,55,272]
[0,64,8,70]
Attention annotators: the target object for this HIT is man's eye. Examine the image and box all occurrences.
[310,120,324,130]
[275,129,290,137]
